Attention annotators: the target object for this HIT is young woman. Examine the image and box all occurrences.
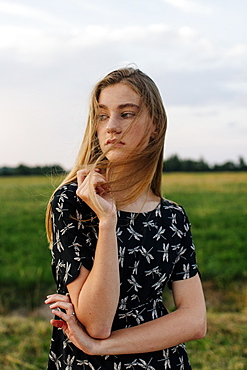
[45,67,206,369]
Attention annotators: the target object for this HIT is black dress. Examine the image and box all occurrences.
[47,182,198,369]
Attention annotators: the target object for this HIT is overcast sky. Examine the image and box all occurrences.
[1,0,246,169]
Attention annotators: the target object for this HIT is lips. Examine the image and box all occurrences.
[105,138,125,147]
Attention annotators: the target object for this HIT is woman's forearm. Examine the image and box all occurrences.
[94,275,207,355]
[96,305,206,355]
[69,218,120,338]
[49,275,206,356]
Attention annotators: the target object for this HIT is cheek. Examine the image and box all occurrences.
[130,122,150,142]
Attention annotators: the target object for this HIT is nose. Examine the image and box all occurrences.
[106,115,122,134]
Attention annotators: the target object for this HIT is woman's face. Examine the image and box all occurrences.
[96,83,156,161]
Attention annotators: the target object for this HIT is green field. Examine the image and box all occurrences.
[0,175,60,313]
[0,173,246,369]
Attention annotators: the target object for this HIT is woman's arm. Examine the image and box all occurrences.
[67,217,119,339]
[96,273,207,355]
[48,273,207,355]
[66,169,120,339]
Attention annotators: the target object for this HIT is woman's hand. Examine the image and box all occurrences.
[76,168,117,221]
[45,294,98,355]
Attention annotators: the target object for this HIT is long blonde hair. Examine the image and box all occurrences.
[46,67,167,245]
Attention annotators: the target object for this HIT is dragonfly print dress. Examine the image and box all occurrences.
[47,182,199,370]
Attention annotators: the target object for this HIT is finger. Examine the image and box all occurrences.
[78,168,102,181]
[91,173,108,187]
[45,294,71,304]
[95,184,110,195]
[50,319,68,330]
[77,169,100,189]
[52,309,76,324]
[49,301,75,315]
[46,293,71,301]
[77,169,90,187]
[77,172,108,199]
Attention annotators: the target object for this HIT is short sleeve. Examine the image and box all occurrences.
[168,208,198,289]
[50,183,98,293]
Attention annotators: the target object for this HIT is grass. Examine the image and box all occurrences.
[0,311,246,370]
[0,315,52,369]
[0,172,246,312]
[187,311,247,369]
[0,175,61,313]
[0,173,246,368]
[162,172,247,292]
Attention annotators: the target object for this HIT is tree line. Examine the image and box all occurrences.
[0,164,65,176]
[163,155,247,172]
[0,156,246,176]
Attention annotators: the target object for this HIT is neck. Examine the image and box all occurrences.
[106,163,160,213]
[115,187,160,213]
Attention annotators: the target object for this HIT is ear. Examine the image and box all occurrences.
[150,127,158,140]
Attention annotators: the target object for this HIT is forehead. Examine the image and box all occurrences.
[98,83,141,107]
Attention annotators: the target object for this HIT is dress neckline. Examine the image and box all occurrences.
[117,198,163,216]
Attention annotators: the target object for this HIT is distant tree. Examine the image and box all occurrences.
[16,164,32,175]
[42,165,65,175]
[0,167,14,176]
[0,164,66,176]
[238,156,247,171]
[163,155,210,172]
[213,161,236,171]
[163,155,247,172]
[192,158,210,172]
[163,154,183,172]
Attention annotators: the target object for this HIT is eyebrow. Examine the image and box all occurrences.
[98,103,140,110]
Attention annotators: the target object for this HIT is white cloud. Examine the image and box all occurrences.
[163,0,213,14]
[0,25,41,48]
[0,0,70,27]
[226,43,247,58]
[0,25,66,65]
[63,23,172,47]
[109,24,171,42]
[178,26,196,43]
[0,23,173,65]
[1,16,246,75]
[224,82,247,95]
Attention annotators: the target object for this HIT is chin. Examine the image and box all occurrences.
[105,152,129,162]
[106,156,126,163]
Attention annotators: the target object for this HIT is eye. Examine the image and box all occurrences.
[98,114,108,121]
[121,112,135,119]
